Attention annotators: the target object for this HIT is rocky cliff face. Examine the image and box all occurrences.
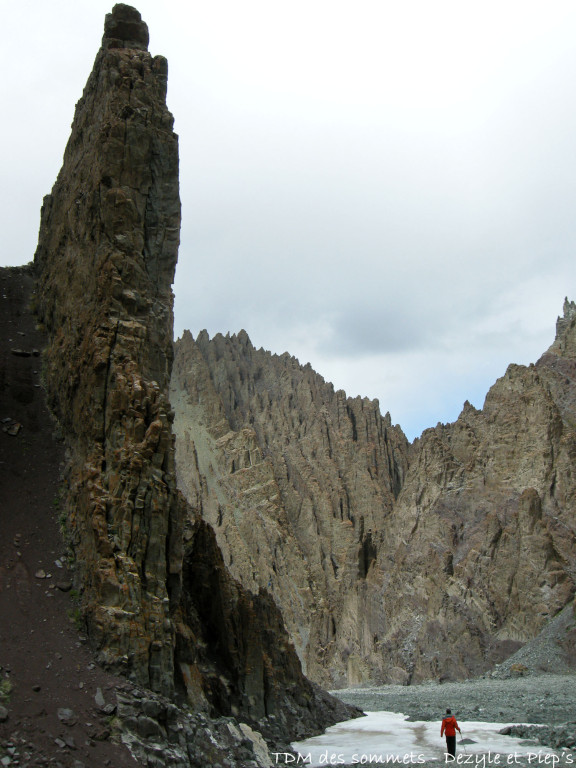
[171,303,576,686]
[171,329,410,687]
[372,299,576,683]
[33,3,355,742]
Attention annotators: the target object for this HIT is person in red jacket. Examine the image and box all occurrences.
[440,708,461,759]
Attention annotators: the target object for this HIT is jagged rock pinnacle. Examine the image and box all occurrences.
[35,1,179,693]
[558,296,576,333]
[548,296,576,357]
[103,3,149,50]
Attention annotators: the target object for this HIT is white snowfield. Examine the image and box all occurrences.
[290,711,562,766]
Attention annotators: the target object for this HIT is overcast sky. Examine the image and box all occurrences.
[2,1,576,440]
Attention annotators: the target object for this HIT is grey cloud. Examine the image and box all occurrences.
[4,1,576,439]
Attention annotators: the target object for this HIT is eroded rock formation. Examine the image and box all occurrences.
[171,303,576,686]
[33,3,356,743]
[171,329,410,687]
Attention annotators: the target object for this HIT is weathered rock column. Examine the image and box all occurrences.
[34,4,182,694]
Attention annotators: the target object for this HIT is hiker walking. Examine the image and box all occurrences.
[441,708,461,759]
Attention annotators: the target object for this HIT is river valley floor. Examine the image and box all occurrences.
[287,674,576,768]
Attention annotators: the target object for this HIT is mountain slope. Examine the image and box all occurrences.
[171,302,576,686]
[373,300,576,682]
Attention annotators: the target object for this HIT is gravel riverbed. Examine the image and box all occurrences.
[333,674,576,725]
[284,674,576,768]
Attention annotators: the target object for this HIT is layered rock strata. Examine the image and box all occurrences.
[171,330,410,687]
[171,304,576,686]
[33,4,357,741]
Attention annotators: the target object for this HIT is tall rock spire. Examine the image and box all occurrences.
[32,8,357,742]
[34,3,182,694]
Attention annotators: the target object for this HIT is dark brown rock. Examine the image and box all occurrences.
[34,3,182,695]
[103,4,149,50]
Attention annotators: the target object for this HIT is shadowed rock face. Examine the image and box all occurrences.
[177,517,360,739]
[32,4,359,739]
[171,303,576,686]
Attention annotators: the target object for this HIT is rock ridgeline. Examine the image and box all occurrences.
[171,329,410,687]
[32,3,356,756]
[171,302,576,686]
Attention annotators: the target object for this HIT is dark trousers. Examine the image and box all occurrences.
[446,735,456,758]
